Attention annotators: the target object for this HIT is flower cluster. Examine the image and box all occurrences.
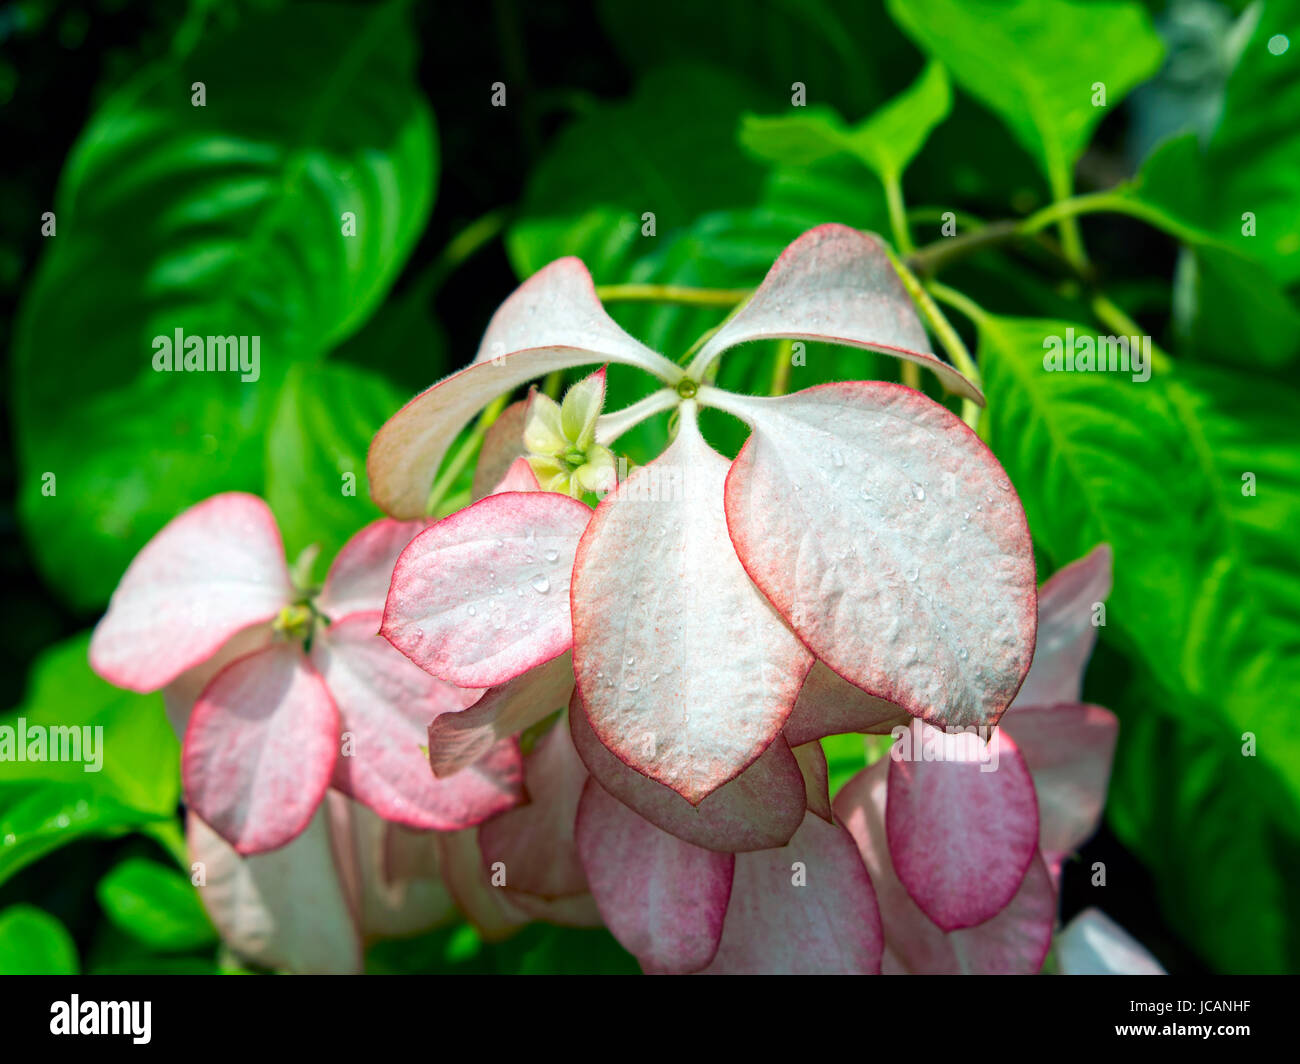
[90,224,1162,974]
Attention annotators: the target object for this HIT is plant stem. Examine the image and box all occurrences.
[889,253,983,429]
[769,340,793,396]
[1088,292,1173,374]
[1047,157,1088,270]
[920,280,987,430]
[425,394,509,514]
[883,171,915,256]
[595,284,753,307]
[907,219,1022,277]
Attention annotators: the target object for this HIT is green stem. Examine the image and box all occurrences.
[1018,186,1209,249]
[425,394,509,514]
[1046,156,1088,270]
[1089,292,1173,374]
[917,279,987,430]
[541,370,564,399]
[595,284,752,307]
[769,340,793,396]
[883,171,915,256]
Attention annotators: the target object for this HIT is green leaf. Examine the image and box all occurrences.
[266,361,410,565]
[0,905,79,974]
[741,61,952,183]
[1106,680,1300,973]
[594,0,918,118]
[979,315,1300,806]
[887,0,1162,191]
[96,857,217,953]
[1136,1,1300,282]
[506,65,765,280]
[0,633,179,813]
[0,632,179,887]
[13,2,437,607]
[1172,245,1300,369]
[979,315,1300,970]
[0,784,170,889]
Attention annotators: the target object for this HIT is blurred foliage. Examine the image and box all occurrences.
[2,0,1298,974]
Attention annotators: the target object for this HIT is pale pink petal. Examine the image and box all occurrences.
[571,403,812,803]
[382,491,590,688]
[313,611,523,831]
[686,224,981,401]
[576,779,734,974]
[715,382,1037,730]
[478,717,589,900]
[472,399,530,500]
[315,518,430,621]
[182,644,338,855]
[427,652,575,778]
[369,257,682,518]
[434,828,529,941]
[162,622,274,739]
[503,890,603,928]
[326,796,457,940]
[90,493,293,692]
[384,823,441,882]
[1000,702,1118,872]
[1057,908,1165,975]
[701,810,884,974]
[188,808,361,974]
[836,760,1055,974]
[782,661,910,745]
[793,742,833,822]
[1012,544,1112,710]
[488,456,540,495]
[886,719,1039,930]
[569,690,805,852]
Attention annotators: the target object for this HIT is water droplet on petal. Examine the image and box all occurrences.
[544,549,559,562]
[530,574,550,593]
[911,482,926,501]
[467,605,477,616]
[957,647,969,660]
[905,567,919,582]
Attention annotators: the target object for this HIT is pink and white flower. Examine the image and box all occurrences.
[89,493,523,854]
[375,224,1039,823]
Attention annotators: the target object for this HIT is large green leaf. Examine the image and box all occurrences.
[594,0,919,119]
[0,633,179,886]
[887,0,1163,192]
[0,905,79,974]
[506,65,765,280]
[1171,244,1300,369]
[1137,0,1300,282]
[1106,681,1300,973]
[741,61,951,184]
[979,316,1300,801]
[266,361,410,566]
[13,2,437,607]
[979,315,1300,970]
[96,857,217,953]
